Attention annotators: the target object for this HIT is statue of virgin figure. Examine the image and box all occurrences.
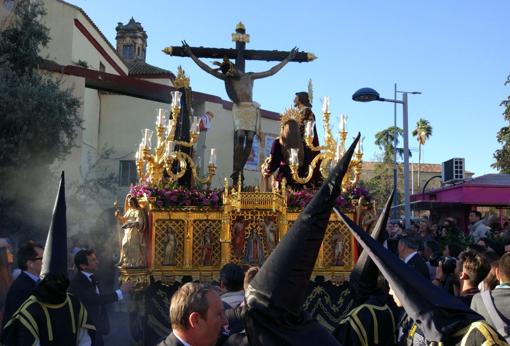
[115,195,148,267]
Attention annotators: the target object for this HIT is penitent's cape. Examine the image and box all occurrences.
[243,134,360,346]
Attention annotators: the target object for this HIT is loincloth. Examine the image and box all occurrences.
[232,102,260,132]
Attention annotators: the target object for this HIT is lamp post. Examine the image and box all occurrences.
[352,87,420,230]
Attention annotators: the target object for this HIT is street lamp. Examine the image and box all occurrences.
[352,87,420,230]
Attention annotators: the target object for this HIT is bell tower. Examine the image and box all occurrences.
[115,17,147,63]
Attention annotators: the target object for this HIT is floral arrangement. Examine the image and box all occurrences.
[286,185,372,212]
[128,184,371,212]
[129,184,222,209]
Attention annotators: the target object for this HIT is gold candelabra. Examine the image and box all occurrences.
[288,97,363,191]
[135,89,217,187]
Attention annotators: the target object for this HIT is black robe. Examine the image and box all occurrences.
[333,294,397,346]
[1,293,95,346]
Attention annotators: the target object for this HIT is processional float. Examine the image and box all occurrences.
[116,71,369,290]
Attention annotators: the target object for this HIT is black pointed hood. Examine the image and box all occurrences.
[334,207,482,343]
[41,171,68,278]
[244,134,360,346]
[348,189,393,303]
[35,172,69,304]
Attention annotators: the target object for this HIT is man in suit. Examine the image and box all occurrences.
[398,233,430,279]
[69,249,132,345]
[158,282,227,346]
[2,241,43,328]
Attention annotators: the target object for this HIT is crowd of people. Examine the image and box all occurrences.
[1,144,510,345]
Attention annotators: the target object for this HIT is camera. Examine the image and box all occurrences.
[429,256,457,275]
[441,256,457,275]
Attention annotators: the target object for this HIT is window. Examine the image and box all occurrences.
[99,62,105,72]
[122,44,134,59]
[119,160,137,186]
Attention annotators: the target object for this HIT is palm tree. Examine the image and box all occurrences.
[375,126,405,162]
[412,118,433,189]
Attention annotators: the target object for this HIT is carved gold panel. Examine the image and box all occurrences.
[192,220,222,267]
[153,219,185,268]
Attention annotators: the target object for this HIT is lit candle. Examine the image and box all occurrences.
[335,142,344,162]
[322,96,330,113]
[209,148,217,165]
[156,108,165,127]
[289,148,299,165]
[165,141,174,157]
[142,128,153,148]
[171,91,181,108]
[340,114,347,132]
[305,121,314,138]
[356,136,363,154]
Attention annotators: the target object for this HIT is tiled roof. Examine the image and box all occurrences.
[126,61,175,78]
[362,161,473,174]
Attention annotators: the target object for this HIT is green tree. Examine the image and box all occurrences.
[374,126,405,162]
[369,127,408,210]
[411,118,432,188]
[0,0,82,239]
[492,76,510,173]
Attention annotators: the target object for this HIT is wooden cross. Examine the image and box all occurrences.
[163,22,316,73]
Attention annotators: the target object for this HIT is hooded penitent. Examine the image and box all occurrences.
[334,207,484,343]
[34,171,69,304]
[348,189,393,304]
[243,134,360,346]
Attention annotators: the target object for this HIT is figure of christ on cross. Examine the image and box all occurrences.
[181,40,298,186]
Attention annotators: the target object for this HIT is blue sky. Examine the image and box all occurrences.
[69,0,510,176]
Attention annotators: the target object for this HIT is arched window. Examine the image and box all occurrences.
[122,44,134,59]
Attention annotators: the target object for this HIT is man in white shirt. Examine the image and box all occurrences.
[2,241,43,327]
[70,249,132,346]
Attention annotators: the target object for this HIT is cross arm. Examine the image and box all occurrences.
[250,47,298,80]
[180,41,225,80]
[163,46,316,63]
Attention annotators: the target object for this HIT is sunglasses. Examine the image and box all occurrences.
[31,257,43,261]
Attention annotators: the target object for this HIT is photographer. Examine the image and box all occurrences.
[432,254,458,296]
[435,249,490,306]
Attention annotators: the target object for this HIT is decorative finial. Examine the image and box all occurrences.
[174,65,190,89]
[236,22,245,31]
[232,22,250,43]
[307,52,317,61]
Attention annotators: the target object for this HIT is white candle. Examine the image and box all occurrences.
[209,148,217,165]
[142,128,153,148]
[289,148,299,165]
[156,108,165,126]
[356,136,363,154]
[322,96,330,113]
[171,91,181,108]
[335,142,344,162]
[340,114,347,132]
[165,141,174,157]
[305,121,314,138]
[135,150,139,160]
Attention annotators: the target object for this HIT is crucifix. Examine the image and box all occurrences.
[163,22,316,186]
